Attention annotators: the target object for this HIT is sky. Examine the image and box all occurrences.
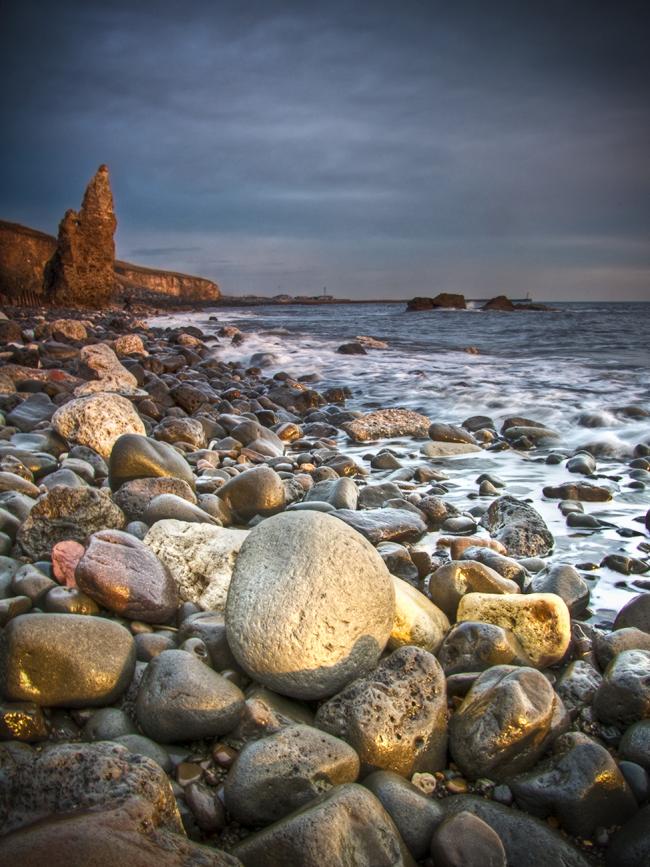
[1,0,649,300]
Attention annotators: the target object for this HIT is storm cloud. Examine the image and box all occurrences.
[2,0,649,299]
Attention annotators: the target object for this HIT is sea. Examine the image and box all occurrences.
[150,301,650,626]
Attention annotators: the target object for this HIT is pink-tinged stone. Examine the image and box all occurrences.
[52,540,85,588]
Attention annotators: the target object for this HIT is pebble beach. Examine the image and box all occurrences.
[0,302,649,867]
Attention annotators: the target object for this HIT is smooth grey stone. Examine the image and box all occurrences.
[143,493,219,525]
[530,563,590,615]
[0,490,37,521]
[595,627,650,669]
[363,770,444,860]
[566,452,597,475]
[6,393,56,432]
[114,733,173,772]
[619,720,650,771]
[136,649,245,743]
[113,475,197,522]
[441,795,593,867]
[357,482,404,509]
[619,760,649,803]
[606,804,650,867]
[614,593,650,632]
[135,631,176,661]
[334,507,427,544]
[286,499,337,513]
[224,724,360,826]
[303,476,358,510]
[430,810,506,867]
[459,546,528,588]
[377,542,419,585]
[231,783,416,867]
[83,708,139,741]
[0,595,32,627]
[40,468,88,489]
[43,586,100,615]
[11,564,56,603]
[177,611,238,671]
[593,649,650,727]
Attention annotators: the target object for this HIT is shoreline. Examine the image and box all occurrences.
[0,303,649,865]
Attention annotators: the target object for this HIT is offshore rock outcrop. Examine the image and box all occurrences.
[46,165,117,307]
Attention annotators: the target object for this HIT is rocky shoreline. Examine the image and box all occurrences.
[0,304,649,867]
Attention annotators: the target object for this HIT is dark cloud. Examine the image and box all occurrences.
[1,0,649,299]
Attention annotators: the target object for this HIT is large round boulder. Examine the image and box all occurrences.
[225,511,395,699]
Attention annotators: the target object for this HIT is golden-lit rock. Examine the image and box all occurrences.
[226,511,395,700]
[315,646,447,778]
[389,576,449,653]
[427,561,520,621]
[456,592,571,668]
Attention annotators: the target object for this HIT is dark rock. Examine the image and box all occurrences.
[357,481,405,509]
[428,423,477,445]
[231,783,416,867]
[216,465,285,521]
[114,733,173,772]
[566,451,597,475]
[449,665,565,781]
[529,563,590,616]
[480,495,554,557]
[315,646,447,778]
[16,486,125,560]
[43,585,101,615]
[510,733,637,836]
[377,542,419,584]
[177,611,238,671]
[75,529,179,622]
[108,433,195,492]
[83,707,138,741]
[440,795,593,867]
[136,649,245,743]
[543,481,612,501]
[362,770,444,860]
[334,507,427,544]
[6,393,56,432]
[224,724,360,826]
[619,759,649,803]
[593,649,650,727]
[556,661,603,715]
[595,627,650,669]
[614,593,650,632]
[430,810,507,867]
[2,613,135,707]
[337,341,367,355]
[407,293,466,310]
[620,720,650,771]
[606,804,650,867]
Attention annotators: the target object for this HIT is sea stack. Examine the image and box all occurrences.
[46,164,117,307]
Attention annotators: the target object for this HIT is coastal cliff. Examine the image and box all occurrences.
[0,167,220,306]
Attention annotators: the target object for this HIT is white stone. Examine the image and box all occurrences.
[225,511,395,700]
[457,592,571,668]
[52,392,145,459]
[144,519,249,611]
[420,441,481,457]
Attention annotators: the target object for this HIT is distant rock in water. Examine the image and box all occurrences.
[481,295,515,311]
[407,293,466,311]
[46,165,117,307]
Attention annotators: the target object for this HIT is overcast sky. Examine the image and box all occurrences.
[2,0,649,300]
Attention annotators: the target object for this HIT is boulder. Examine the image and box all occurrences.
[75,343,139,394]
[224,724,360,826]
[231,783,416,867]
[449,665,566,781]
[75,529,179,622]
[1,613,135,706]
[225,511,395,700]
[136,649,245,743]
[145,520,249,611]
[315,646,448,778]
[52,392,145,458]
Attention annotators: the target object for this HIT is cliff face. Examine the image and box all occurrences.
[0,221,57,301]
[46,165,117,306]
[0,166,220,305]
[115,261,219,302]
